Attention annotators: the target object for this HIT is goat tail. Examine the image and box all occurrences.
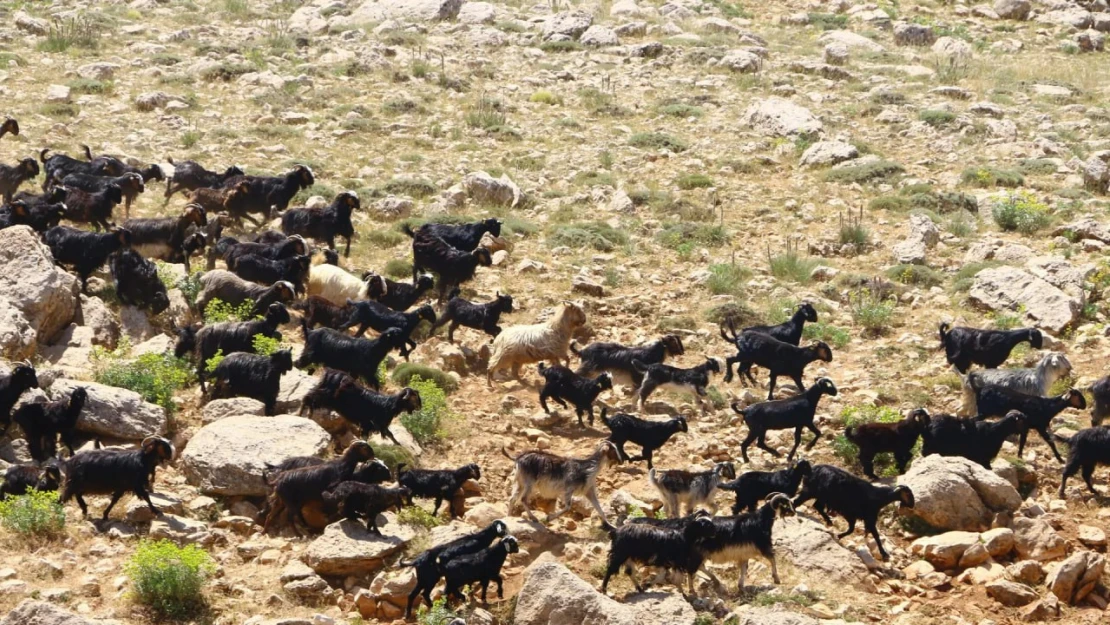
[166,156,175,165]
[937,322,950,347]
[569,340,581,357]
[500,446,520,462]
[446,286,461,301]
[401,223,417,238]
[39,148,50,164]
[599,407,611,427]
[631,359,648,373]
[81,145,93,160]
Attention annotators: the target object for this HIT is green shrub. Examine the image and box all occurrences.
[41,102,78,117]
[803,322,851,349]
[401,375,452,445]
[832,405,920,477]
[68,78,114,95]
[961,165,1024,188]
[92,343,192,415]
[628,132,688,153]
[204,298,256,323]
[887,264,943,287]
[657,102,704,118]
[205,349,224,375]
[952,261,1002,292]
[657,223,728,249]
[38,15,103,53]
[173,268,204,306]
[370,443,416,472]
[126,540,215,619]
[547,221,630,252]
[869,195,910,211]
[991,190,1051,234]
[381,177,437,197]
[365,228,408,247]
[849,289,895,335]
[529,90,562,105]
[808,12,848,30]
[252,334,282,356]
[767,242,824,284]
[391,363,458,393]
[838,209,869,248]
[823,160,904,184]
[398,505,442,528]
[676,173,714,190]
[417,598,460,625]
[918,109,956,127]
[1018,158,1058,176]
[706,264,751,295]
[704,301,760,327]
[201,61,253,81]
[0,489,65,537]
[575,171,616,187]
[539,40,583,53]
[384,258,414,279]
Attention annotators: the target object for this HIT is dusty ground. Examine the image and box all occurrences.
[0,0,1109,623]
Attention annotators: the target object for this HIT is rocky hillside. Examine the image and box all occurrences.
[0,0,1109,624]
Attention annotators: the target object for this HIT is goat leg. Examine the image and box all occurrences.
[836,518,857,539]
[1036,427,1064,463]
[738,560,748,592]
[866,519,889,561]
[805,424,822,450]
[102,491,126,520]
[766,374,778,401]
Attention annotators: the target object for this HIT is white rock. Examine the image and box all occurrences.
[743,97,823,137]
[52,379,168,440]
[898,455,1021,531]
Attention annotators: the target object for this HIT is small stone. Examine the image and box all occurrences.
[986,580,1038,606]
[1078,525,1107,548]
[46,85,71,103]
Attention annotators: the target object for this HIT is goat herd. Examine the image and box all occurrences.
[0,126,1109,617]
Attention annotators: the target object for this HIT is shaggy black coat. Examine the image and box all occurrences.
[431,288,513,342]
[262,440,375,536]
[209,349,294,415]
[403,225,492,301]
[0,463,61,500]
[60,437,175,520]
[397,463,480,518]
[177,302,290,391]
[295,322,407,388]
[220,165,315,227]
[0,363,38,433]
[938,323,1043,374]
[400,521,509,618]
[44,226,132,292]
[365,273,436,312]
[110,249,170,314]
[62,184,123,231]
[600,411,687,468]
[281,191,360,257]
[300,369,421,444]
[414,218,501,251]
[0,158,40,202]
[61,172,145,218]
[537,363,612,427]
[573,334,686,387]
[13,386,87,462]
[164,158,244,202]
[339,300,436,359]
[123,203,207,271]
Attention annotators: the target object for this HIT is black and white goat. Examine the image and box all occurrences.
[601,514,716,595]
[536,363,612,427]
[600,410,687,468]
[699,493,796,591]
[503,441,623,529]
[649,462,737,518]
[632,357,720,413]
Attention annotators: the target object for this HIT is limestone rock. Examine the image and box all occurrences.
[986,579,1038,606]
[201,398,266,424]
[0,299,36,361]
[13,12,49,36]
[0,600,115,625]
[994,0,1031,20]
[181,415,330,496]
[718,49,762,73]
[580,26,619,47]
[732,606,820,624]
[772,517,871,586]
[799,141,858,168]
[898,455,1021,531]
[1046,551,1104,604]
[969,266,1080,334]
[0,226,79,344]
[818,30,885,53]
[77,63,119,81]
[458,2,496,24]
[910,531,980,569]
[542,11,593,41]
[513,553,638,625]
[743,97,823,138]
[1012,517,1067,562]
[52,379,168,440]
[349,0,464,23]
[893,22,936,46]
[304,518,415,576]
[463,171,522,208]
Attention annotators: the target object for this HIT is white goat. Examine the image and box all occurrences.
[306,263,372,306]
[486,302,587,387]
[958,351,1072,416]
[502,441,623,529]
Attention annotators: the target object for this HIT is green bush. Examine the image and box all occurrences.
[704,301,760,327]
[529,90,562,105]
[918,109,956,127]
[38,15,102,53]
[676,173,714,190]
[391,363,458,393]
[1018,158,1058,176]
[887,264,943,287]
[0,489,65,537]
[205,349,224,375]
[417,598,460,625]
[547,221,630,252]
[370,443,416,472]
[991,190,1051,234]
[832,405,920,477]
[381,177,437,198]
[803,322,851,349]
[823,160,904,184]
[869,195,910,211]
[657,102,704,118]
[126,540,215,619]
[384,258,414,279]
[252,334,282,356]
[768,245,825,284]
[808,12,848,30]
[204,298,256,323]
[706,264,751,295]
[174,268,204,306]
[628,132,688,153]
[961,165,1024,188]
[657,223,728,249]
[539,40,583,53]
[398,505,442,527]
[849,289,895,335]
[92,344,193,415]
[69,78,114,94]
[401,375,452,445]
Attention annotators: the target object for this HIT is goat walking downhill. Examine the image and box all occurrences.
[503,441,623,530]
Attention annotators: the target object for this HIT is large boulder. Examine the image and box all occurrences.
[969,266,1080,334]
[51,379,167,440]
[580,25,619,47]
[910,531,981,569]
[818,30,885,53]
[994,0,1031,20]
[731,607,819,625]
[0,226,79,344]
[626,593,696,625]
[513,553,638,625]
[200,398,266,424]
[892,213,941,265]
[893,22,936,46]
[463,171,522,208]
[1056,218,1110,244]
[348,0,464,22]
[542,11,593,40]
[181,415,330,496]
[0,600,118,625]
[898,455,1021,532]
[1012,517,1067,562]
[1047,551,1104,604]
[0,298,36,360]
[276,367,318,414]
[743,97,823,138]
[799,141,858,168]
[304,518,416,576]
[772,517,871,586]
[986,579,1038,606]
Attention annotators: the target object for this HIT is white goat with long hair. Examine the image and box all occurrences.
[958,351,1072,416]
[486,302,587,387]
[306,263,372,306]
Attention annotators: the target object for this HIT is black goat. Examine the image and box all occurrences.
[440,536,519,606]
[123,203,207,271]
[177,302,290,391]
[573,334,686,388]
[601,515,715,595]
[844,409,930,479]
[321,482,411,534]
[60,436,175,520]
[62,185,123,231]
[793,464,915,560]
[295,322,407,388]
[0,158,40,203]
[229,253,311,295]
[109,249,170,314]
[699,494,796,591]
[0,362,38,433]
[401,520,509,618]
[414,218,501,252]
[970,378,1087,463]
[13,386,86,462]
[403,225,492,301]
[164,158,243,202]
[920,409,1027,469]
[339,299,436,359]
[44,226,132,292]
[731,302,818,346]
[719,459,811,514]
[364,273,436,312]
[632,357,720,412]
[0,117,18,140]
[41,148,121,191]
[209,349,293,415]
[60,172,145,218]
[299,369,421,443]
[600,410,687,468]
[397,463,481,518]
[536,363,612,426]
[1093,376,1110,427]
[724,331,833,399]
[281,191,360,257]
[292,296,354,330]
[938,323,1042,374]
[262,440,375,535]
[734,377,838,463]
[0,200,30,229]
[220,165,315,227]
[10,187,67,231]
[1057,426,1110,497]
[0,464,62,500]
[430,287,512,342]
